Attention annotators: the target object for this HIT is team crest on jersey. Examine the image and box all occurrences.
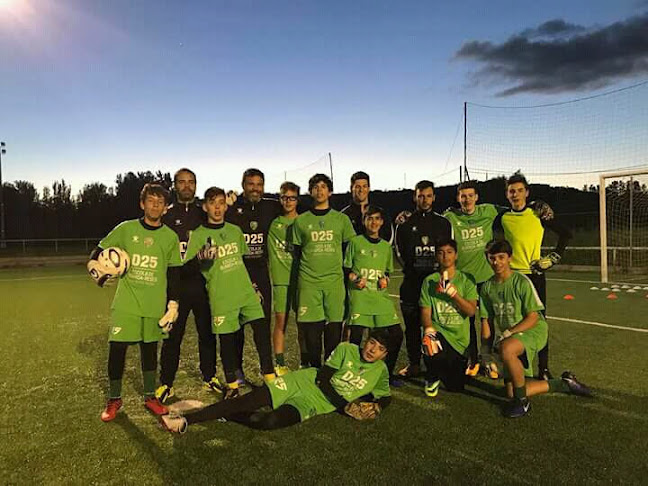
[132,235,140,243]
[370,250,378,258]
[144,237,154,247]
[421,236,429,245]
[319,220,325,229]
[250,221,258,231]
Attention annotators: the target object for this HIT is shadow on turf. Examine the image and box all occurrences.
[394,376,508,406]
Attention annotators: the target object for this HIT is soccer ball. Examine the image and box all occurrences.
[98,247,130,277]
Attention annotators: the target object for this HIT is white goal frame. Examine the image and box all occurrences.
[599,167,648,283]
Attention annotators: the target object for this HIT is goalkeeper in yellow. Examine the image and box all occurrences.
[87,183,183,422]
[160,330,392,433]
[419,239,478,397]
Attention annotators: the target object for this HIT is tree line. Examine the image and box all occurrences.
[1,170,645,241]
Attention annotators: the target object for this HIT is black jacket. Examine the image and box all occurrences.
[163,200,206,283]
[395,210,453,302]
[340,201,394,244]
[225,196,281,271]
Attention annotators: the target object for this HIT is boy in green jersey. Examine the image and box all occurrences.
[419,239,478,397]
[344,205,403,379]
[268,181,306,374]
[444,180,555,378]
[493,172,572,380]
[291,174,356,367]
[160,330,392,433]
[480,240,591,418]
[87,184,182,422]
[184,187,275,399]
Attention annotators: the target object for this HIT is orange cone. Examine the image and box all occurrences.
[563,294,575,300]
[607,293,618,300]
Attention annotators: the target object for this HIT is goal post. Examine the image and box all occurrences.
[599,168,648,283]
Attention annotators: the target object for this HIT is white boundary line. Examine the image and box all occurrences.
[387,293,647,333]
[546,316,648,333]
[548,277,648,286]
[0,275,81,282]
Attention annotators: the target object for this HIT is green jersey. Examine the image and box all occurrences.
[343,234,395,316]
[326,342,391,402]
[419,270,478,354]
[184,223,257,315]
[479,271,548,337]
[291,208,356,288]
[268,215,298,286]
[99,219,182,318]
[444,204,499,283]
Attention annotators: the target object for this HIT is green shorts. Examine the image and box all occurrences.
[503,326,548,379]
[110,309,164,343]
[297,283,346,323]
[348,312,400,328]
[211,294,265,335]
[267,368,335,421]
[273,284,297,315]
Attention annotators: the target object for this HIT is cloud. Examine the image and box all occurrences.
[455,14,648,96]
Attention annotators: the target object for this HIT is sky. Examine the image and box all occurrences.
[0,0,647,198]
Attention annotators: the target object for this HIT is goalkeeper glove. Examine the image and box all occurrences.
[344,401,381,420]
[530,252,561,274]
[435,270,457,297]
[529,199,554,221]
[159,301,179,333]
[422,329,443,356]
[197,237,218,260]
[87,260,117,288]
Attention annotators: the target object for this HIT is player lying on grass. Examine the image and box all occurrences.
[344,205,403,382]
[87,183,182,421]
[480,239,592,418]
[160,330,392,433]
[419,238,478,397]
[268,181,307,375]
[183,187,275,400]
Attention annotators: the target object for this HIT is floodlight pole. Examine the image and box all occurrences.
[0,142,5,248]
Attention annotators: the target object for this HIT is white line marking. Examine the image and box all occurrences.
[548,277,648,286]
[387,293,647,333]
[545,316,647,333]
[0,275,81,282]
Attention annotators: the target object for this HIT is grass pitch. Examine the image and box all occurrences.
[1,265,647,485]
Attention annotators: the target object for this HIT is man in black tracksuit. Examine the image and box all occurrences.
[156,168,220,403]
[395,180,453,378]
[226,168,281,382]
[340,171,394,243]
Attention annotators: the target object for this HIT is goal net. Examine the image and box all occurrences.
[600,169,648,284]
[465,81,648,277]
[264,154,332,195]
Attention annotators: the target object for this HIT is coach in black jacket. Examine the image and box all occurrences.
[340,171,394,243]
[395,180,453,379]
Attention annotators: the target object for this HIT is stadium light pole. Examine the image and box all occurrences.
[0,142,5,248]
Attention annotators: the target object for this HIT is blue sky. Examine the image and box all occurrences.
[1,0,646,197]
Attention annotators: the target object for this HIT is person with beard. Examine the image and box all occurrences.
[226,169,281,384]
[155,168,222,403]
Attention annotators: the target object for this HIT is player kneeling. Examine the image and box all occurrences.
[419,239,478,397]
[160,330,392,433]
[480,240,592,418]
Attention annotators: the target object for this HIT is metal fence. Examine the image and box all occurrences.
[0,238,101,257]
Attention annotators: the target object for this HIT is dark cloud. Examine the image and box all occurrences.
[521,19,585,38]
[455,14,648,96]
